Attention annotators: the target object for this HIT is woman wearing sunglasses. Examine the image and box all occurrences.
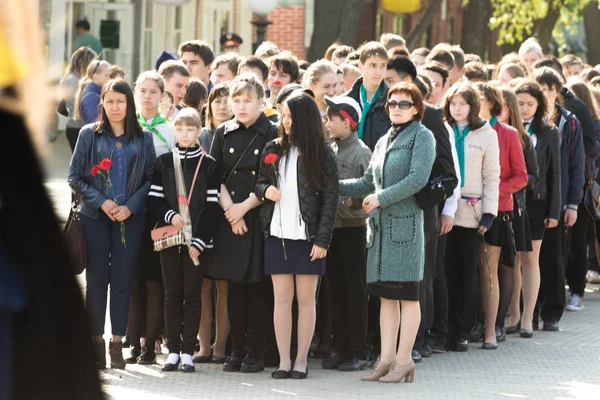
[339,82,435,383]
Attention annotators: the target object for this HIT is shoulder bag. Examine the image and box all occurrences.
[62,182,87,274]
[584,158,600,221]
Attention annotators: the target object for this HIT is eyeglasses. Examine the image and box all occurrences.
[388,100,414,110]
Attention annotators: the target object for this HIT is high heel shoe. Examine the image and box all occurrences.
[505,321,521,335]
[378,360,415,383]
[360,359,393,382]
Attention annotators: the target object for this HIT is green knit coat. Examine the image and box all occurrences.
[339,121,436,283]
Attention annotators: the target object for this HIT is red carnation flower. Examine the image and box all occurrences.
[99,158,112,170]
[264,153,278,165]
[92,165,99,176]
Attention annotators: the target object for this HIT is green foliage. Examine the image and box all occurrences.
[488,0,596,46]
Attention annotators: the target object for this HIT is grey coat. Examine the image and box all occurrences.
[339,121,436,283]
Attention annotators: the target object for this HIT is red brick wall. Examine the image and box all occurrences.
[265,5,306,60]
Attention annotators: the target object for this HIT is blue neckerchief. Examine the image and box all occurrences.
[453,123,470,188]
[358,83,381,139]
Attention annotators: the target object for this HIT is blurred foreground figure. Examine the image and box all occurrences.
[0,2,103,399]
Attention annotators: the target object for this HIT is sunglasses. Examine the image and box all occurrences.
[388,100,414,110]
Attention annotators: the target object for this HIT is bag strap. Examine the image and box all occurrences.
[224,131,260,186]
[186,153,205,205]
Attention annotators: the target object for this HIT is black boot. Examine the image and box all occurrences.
[125,347,141,364]
[137,346,156,365]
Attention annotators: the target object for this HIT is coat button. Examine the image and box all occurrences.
[231,191,235,196]
[254,149,259,155]
[252,171,256,176]
[229,148,235,153]
[234,170,238,175]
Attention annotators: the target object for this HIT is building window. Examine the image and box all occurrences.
[172,6,183,50]
[447,15,454,44]
[143,1,154,70]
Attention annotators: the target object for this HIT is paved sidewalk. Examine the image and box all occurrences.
[43,134,600,400]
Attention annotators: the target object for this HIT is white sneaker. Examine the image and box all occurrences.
[566,293,584,311]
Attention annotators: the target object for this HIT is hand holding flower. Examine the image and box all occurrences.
[189,246,200,259]
[265,186,281,202]
[111,206,132,222]
[101,199,118,221]
[171,214,184,229]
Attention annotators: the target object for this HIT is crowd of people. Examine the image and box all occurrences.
[61,31,600,384]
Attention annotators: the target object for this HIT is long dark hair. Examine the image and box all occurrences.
[279,92,328,191]
[514,79,550,135]
[95,78,143,142]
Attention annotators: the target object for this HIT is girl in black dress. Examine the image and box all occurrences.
[255,92,339,379]
[209,74,279,373]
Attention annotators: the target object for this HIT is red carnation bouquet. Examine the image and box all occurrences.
[272,80,284,99]
[92,157,127,248]
[265,153,287,260]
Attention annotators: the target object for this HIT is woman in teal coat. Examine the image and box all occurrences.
[339,82,435,384]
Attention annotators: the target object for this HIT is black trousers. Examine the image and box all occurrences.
[326,226,368,359]
[228,279,273,359]
[430,233,449,342]
[414,230,437,351]
[160,246,204,355]
[566,206,591,297]
[445,227,481,340]
[538,216,569,323]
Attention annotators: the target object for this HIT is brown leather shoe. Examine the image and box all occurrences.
[109,340,126,369]
[93,339,106,370]
[379,360,415,383]
[360,359,392,382]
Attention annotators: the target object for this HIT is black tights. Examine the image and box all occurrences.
[127,278,164,350]
[227,280,273,359]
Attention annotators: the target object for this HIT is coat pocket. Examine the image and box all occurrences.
[388,215,416,245]
[366,216,376,248]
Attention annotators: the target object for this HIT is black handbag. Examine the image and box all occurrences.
[62,182,87,274]
[57,99,69,117]
[584,159,600,221]
[416,175,454,210]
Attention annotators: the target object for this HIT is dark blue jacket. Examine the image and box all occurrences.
[68,123,156,219]
[345,77,391,151]
[555,105,585,208]
[80,82,102,125]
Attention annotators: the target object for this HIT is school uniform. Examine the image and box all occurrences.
[147,144,220,356]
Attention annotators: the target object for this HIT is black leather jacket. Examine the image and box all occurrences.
[255,140,339,249]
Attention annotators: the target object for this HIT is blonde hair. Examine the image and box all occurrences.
[73,60,110,121]
[173,107,201,128]
[302,60,337,88]
[230,73,265,99]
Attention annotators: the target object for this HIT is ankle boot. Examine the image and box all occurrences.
[379,360,415,383]
[93,339,107,370]
[360,359,392,382]
[109,340,126,369]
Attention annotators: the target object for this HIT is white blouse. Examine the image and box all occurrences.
[270,147,307,241]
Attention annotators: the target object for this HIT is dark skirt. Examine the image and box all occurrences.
[484,211,516,267]
[264,236,326,275]
[528,216,547,241]
[135,215,162,281]
[367,281,420,301]
[512,202,533,252]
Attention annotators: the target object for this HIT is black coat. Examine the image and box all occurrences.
[207,113,278,282]
[147,145,221,253]
[255,140,339,249]
[421,105,458,232]
[515,136,540,213]
[0,109,103,399]
[561,87,596,157]
[527,122,562,220]
[345,77,391,151]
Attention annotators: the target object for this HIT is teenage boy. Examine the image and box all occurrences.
[158,60,191,118]
[323,95,372,372]
[266,53,300,106]
[385,56,458,360]
[533,67,585,328]
[419,61,450,107]
[212,53,243,85]
[178,40,215,93]
[345,41,390,151]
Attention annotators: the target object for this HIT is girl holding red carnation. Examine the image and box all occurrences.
[255,92,339,379]
[68,78,156,370]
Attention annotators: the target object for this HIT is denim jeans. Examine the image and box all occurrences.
[81,212,146,336]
